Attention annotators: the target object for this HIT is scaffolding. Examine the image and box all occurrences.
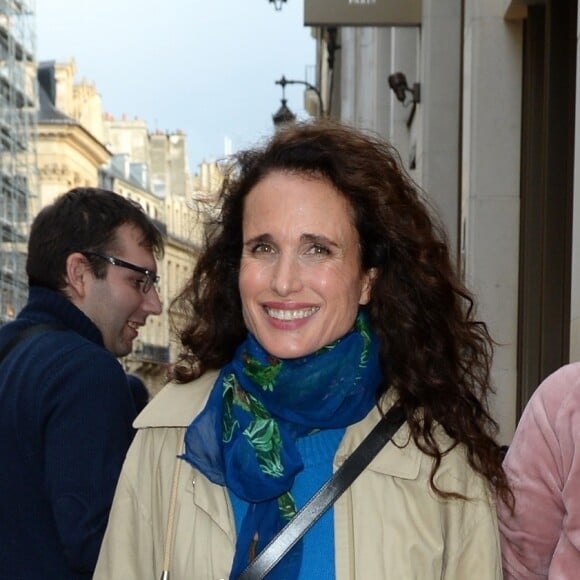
[0,0,36,324]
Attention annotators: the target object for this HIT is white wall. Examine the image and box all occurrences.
[461,0,523,441]
[340,27,393,137]
[419,0,462,257]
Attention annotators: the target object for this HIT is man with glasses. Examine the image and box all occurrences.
[0,187,164,579]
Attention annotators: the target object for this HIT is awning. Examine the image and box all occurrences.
[304,0,422,27]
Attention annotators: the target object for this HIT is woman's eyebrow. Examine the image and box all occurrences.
[243,233,274,246]
[300,233,339,248]
[243,232,340,248]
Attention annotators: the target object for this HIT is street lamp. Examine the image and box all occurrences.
[269,0,286,10]
[272,75,297,130]
[272,75,324,130]
[272,98,296,128]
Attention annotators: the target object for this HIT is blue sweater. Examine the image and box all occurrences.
[0,286,136,579]
[230,427,345,578]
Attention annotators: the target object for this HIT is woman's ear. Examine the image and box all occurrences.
[359,267,377,305]
[65,252,90,298]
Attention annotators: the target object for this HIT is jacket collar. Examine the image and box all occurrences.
[136,371,421,480]
[134,370,219,428]
[18,285,104,346]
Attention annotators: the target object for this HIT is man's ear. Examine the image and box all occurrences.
[65,252,90,298]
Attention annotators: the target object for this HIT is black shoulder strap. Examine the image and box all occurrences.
[237,404,407,580]
[0,323,64,365]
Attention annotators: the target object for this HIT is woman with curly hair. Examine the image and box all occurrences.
[95,119,509,579]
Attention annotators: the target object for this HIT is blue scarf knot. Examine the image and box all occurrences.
[182,311,382,579]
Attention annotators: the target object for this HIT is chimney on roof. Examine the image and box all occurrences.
[37,62,57,105]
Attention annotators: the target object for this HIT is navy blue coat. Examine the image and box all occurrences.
[0,286,136,579]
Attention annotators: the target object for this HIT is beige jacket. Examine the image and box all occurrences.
[95,371,502,580]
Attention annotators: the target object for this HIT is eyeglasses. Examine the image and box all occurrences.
[81,251,160,294]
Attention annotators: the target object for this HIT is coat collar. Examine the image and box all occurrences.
[136,371,421,480]
[134,370,219,428]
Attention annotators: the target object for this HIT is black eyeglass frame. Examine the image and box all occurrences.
[81,251,159,294]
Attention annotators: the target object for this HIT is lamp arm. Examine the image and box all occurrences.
[275,76,325,117]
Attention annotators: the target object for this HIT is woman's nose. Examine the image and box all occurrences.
[270,255,302,296]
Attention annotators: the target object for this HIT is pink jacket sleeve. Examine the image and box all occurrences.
[498,362,580,579]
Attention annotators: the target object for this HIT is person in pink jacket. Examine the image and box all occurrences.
[498,362,580,579]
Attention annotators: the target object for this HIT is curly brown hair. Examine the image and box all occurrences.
[170,119,511,505]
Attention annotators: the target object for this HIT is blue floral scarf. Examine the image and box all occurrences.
[181,311,382,579]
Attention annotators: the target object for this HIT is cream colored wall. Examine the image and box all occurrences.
[103,117,150,165]
[339,27,393,139]
[53,61,76,117]
[162,239,195,365]
[36,127,111,213]
[52,61,105,143]
[461,2,523,442]
[418,0,461,258]
[164,194,199,306]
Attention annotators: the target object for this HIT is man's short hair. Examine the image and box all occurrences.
[27,187,165,291]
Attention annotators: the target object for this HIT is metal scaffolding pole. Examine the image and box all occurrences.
[0,0,37,324]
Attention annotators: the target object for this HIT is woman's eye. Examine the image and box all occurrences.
[307,244,331,256]
[132,278,145,290]
[251,243,275,254]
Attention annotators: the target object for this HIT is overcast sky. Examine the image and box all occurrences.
[35,1,314,173]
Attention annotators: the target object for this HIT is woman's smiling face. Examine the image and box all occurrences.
[239,171,374,359]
